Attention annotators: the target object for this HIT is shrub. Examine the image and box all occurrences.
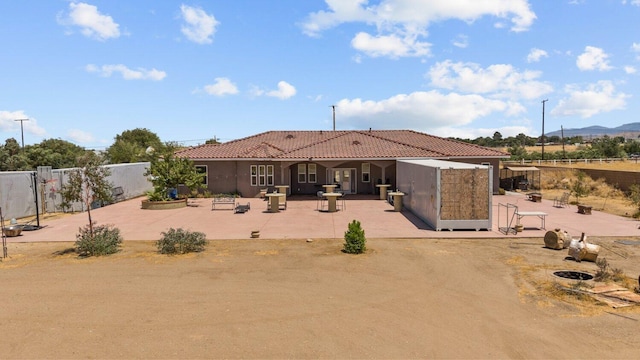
[75,223,123,257]
[343,220,366,254]
[157,228,208,254]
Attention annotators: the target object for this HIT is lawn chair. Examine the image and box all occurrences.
[316,191,326,211]
[553,192,570,208]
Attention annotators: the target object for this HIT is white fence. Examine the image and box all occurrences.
[0,162,152,220]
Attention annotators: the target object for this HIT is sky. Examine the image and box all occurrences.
[1,0,639,149]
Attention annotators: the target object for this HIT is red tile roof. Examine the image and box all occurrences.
[175,130,509,160]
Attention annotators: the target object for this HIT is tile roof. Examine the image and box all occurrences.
[175,130,509,160]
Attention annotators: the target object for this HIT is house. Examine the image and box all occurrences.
[175,130,510,197]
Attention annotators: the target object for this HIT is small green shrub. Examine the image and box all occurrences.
[157,228,208,254]
[75,223,123,257]
[343,220,366,254]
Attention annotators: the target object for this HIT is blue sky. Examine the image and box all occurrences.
[1,0,639,149]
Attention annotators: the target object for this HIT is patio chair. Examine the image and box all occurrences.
[336,191,346,210]
[316,191,326,211]
[553,192,570,208]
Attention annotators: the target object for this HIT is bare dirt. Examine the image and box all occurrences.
[2,237,639,359]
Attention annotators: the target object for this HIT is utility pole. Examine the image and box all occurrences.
[541,99,548,161]
[14,118,29,150]
[561,125,566,159]
[330,105,336,131]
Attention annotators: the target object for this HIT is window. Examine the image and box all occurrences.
[308,164,317,183]
[250,165,258,186]
[298,164,307,183]
[251,164,274,186]
[266,165,274,186]
[195,165,208,185]
[362,163,370,182]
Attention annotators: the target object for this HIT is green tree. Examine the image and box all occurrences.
[343,220,366,254]
[144,146,205,200]
[106,128,163,164]
[0,138,29,171]
[59,152,114,238]
[571,171,590,205]
[26,138,88,169]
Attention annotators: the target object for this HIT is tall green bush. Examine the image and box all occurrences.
[343,220,366,254]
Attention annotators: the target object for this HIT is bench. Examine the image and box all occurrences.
[211,196,236,210]
[515,211,547,230]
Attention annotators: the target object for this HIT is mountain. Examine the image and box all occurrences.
[546,122,640,138]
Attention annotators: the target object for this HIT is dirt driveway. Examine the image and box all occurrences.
[1,236,639,359]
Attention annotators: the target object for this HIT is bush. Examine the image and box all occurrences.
[157,228,208,254]
[343,220,366,254]
[75,223,123,257]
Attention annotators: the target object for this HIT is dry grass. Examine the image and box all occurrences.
[532,166,637,217]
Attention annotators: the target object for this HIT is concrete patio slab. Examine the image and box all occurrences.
[7,192,640,243]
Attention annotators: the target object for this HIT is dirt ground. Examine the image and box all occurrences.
[1,237,639,359]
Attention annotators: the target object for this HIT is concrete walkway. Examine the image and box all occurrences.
[7,192,640,243]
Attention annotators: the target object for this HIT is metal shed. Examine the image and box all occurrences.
[397,159,492,231]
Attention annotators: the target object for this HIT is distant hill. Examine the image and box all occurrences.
[546,122,640,139]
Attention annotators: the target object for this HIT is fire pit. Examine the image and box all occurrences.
[2,225,23,237]
[553,270,593,281]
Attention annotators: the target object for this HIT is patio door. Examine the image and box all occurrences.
[331,168,356,194]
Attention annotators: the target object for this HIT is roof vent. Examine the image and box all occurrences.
[352,140,361,145]
[286,134,294,139]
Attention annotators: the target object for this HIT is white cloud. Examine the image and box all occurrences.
[203,77,239,96]
[576,46,613,71]
[335,91,508,131]
[265,81,297,100]
[452,34,468,48]
[436,125,532,139]
[351,32,431,58]
[551,81,629,118]
[86,64,166,81]
[180,4,219,44]
[67,129,95,143]
[57,2,120,41]
[301,0,535,58]
[427,60,553,100]
[0,111,47,137]
[632,42,640,60]
[527,48,548,63]
[624,66,637,74]
[622,1,640,6]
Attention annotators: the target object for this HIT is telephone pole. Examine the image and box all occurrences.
[14,118,29,150]
[541,99,548,161]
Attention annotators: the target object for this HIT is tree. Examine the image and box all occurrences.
[106,128,163,164]
[26,138,88,169]
[60,152,114,238]
[144,145,205,200]
[571,171,590,205]
[343,220,366,254]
